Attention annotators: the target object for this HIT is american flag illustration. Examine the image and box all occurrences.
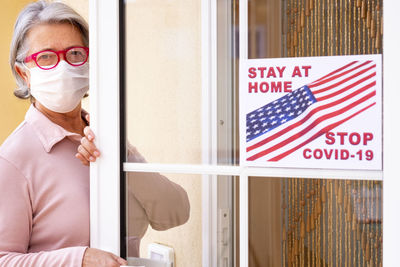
[246,60,377,162]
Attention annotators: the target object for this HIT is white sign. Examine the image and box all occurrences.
[240,55,382,170]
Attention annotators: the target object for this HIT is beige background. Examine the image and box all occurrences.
[0,1,33,143]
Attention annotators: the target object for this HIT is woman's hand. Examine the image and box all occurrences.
[76,115,101,166]
[82,248,127,267]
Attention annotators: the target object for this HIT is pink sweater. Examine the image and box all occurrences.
[0,105,190,266]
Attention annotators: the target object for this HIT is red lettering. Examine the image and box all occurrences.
[271,82,282,93]
[363,132,373,145]
[324,149,333,159]
[303,148,357,160]
[260,82,269,93]
[303,148,312,159]
[284,81,292,92]
[248,67,257,78]
[337,132,348,145]
[340,149,349,160]
[257,67,266,78]
[325,132,335,145]
[277,66,286,78]
[267,67,277,78]
[314,149,323,159]
[248,82,258,93]
[292,66,302,77]
[349,132,361,145]
[302,66,312,77]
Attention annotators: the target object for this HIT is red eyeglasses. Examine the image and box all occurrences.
[24,46,89,70]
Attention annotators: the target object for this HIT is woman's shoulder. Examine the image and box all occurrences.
[0,121,42,169]
[0,127,30,184]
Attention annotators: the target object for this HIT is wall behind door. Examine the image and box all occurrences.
[63,0,88,20]
[0,1,34,144]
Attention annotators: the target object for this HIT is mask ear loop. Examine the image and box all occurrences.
[21,61,29,69]
[20,61,31,78]
[16,61,32,98]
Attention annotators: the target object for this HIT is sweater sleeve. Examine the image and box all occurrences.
[126,144,190,231]
[0,156,87,267]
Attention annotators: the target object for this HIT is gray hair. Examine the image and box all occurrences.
[10,0,89,99]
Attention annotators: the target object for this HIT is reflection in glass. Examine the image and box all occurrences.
[125,172,230,267]
[249,177,382,267]
[125,171,190,258]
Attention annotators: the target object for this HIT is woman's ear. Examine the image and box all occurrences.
[14,64,30,88]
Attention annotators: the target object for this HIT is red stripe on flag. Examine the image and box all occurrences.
[310,61,358,84]
[312,65,376,96]
[309,61,372,88]
[315,74,376,101]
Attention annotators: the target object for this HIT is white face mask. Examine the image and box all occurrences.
[28,60,89,113]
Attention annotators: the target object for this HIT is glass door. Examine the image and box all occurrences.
[121,0,237,266]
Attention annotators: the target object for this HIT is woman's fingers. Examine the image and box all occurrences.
[82,248,127,267]
[112,254,128,265]
[81,137,100,158]
[75,152,89,166]
[77,120,101,166]
[84,126,95,141]
[77,144,95,162]
[76,133,100,165]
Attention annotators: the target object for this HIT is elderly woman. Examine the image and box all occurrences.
[0,1,190,267]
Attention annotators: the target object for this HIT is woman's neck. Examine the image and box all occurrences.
[34,102,86,136]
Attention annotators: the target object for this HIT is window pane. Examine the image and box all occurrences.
[124,1,203,164]
[246,4,383,265]
[125,0,238,165]
[249,177,382,267]
[124,172,236,266]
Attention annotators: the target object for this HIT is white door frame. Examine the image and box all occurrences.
[89,0,121,256]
